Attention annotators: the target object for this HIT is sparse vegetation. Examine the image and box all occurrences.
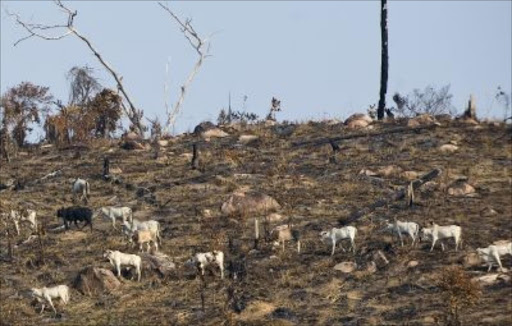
[0,118,510,325]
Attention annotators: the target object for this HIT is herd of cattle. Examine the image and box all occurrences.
[2,177,511,315]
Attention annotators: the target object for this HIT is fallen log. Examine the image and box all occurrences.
[292,124,439,149]
[341,168,442,225]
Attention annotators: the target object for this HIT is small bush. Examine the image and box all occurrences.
[436,265,481,326]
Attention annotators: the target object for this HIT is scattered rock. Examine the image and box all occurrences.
[221,191,280,216]
[359,169,378,177]
[462,253,482,268]
[473,273,510,286]
[407,260,419,268]
[267,213,284,222]
[333,261,358,273]
[346,119,370,129]
[378,165,402,177]
[439,144,459,153]
[448,181,476,197]
[402,171,419,181]
[480,206,498,217]
[345,113,373,125]
[202,209,213,218]
[201,128,229,141]
[140,252,176,277]
[110,167,123,174]
[406,114,442,127]
[73,267,121,296]
[365,261,377,274]
[158,140,170,147]
[180,153,193,160]
[238,134,259,145]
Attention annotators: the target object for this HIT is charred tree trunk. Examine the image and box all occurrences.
[103,156,110,180]
[191,143,200,170]
[342,168,441,225]
[377,0,389,120]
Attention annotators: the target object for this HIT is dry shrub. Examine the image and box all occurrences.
[436,265,481,326]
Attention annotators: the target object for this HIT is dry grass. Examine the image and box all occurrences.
[0,121,511,325]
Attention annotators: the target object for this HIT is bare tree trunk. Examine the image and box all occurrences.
[254,218,260,249]
[103,156,110,180]
[159,3,211,133]
[377,0,389,120]
[191,143,200,170]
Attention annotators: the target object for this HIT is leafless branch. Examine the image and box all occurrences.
[159,2,211,133]
[6,0,145,135]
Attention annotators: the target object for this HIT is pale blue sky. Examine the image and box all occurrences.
[1,1,511,137]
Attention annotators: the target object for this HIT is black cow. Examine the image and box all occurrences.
[57,206,93,231]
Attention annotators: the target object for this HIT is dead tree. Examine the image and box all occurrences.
[463,94,477,120]
[328,139,340,164]
[6,0,145,135]
[377,0,389,120]
[158,2,212,133]
[191,143,200,170]
[342,168,442,225]
[103,156,110,180]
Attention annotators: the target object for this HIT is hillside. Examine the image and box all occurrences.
[1,118,511,326]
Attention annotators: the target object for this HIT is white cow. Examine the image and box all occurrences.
[420,224,462,252]
[30,285,70,314]
[382,220,420,247]
[477,241,512,272]
[320,226,357,255]
[99,206,133,230]
[103,250,141,281]
[186,251,225,279]
[72,178,90,202]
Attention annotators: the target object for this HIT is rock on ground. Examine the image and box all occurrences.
[333,261,358,273]
[221,191,281,216]
[73,266,121,296]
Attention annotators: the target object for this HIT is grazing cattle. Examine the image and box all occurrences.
[57,207,93,231]
[420,224,462,252]
[270,224,301,253]
[103,250,142,281]
[477,241,512,272]
[99,206,133,230]
[122,219,162,245]
[30,285,70,314]
[72,178,90,202]
[8,209,38,235]
[132,229,159,252]
[186,251,225,279]
[320,226,357,256]
[382,220,420,247]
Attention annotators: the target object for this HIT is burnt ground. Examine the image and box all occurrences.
[0,119,511,325]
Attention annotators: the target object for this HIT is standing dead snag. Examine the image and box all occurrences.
[191,144,200,170]
[158,2,212,133]
[343,168,442,225]
[377,0,389,120]
[103,157,110,180]
[6,0,145,135]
